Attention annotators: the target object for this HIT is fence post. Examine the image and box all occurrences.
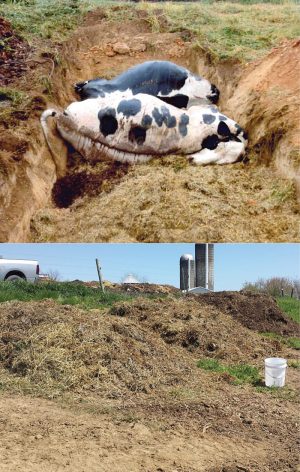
[95,259,105,293]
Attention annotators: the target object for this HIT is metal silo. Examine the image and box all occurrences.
[207,243,214,291]
[195,244,214,290]
[195,244,206,288]
[180,254,195,291]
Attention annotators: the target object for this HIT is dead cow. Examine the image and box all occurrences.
[41,92,248,167]
[74,60,220,108]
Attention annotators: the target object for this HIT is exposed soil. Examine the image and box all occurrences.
[197,291,299,336]
[52,161,129,208]
[0,293,299,471]
[0,17,30,86]
[0,8,299,242]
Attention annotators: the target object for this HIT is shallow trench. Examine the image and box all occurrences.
[0,15,299,242]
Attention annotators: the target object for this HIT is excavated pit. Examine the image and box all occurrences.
[0,11,299,242]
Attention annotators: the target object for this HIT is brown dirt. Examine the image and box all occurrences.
[0,295,299,471]
[197,291,299,336]
[0,17,30,86]
[52,161,129,208]
[0,10,299,242]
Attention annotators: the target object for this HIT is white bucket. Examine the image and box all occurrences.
[264,357,287,387]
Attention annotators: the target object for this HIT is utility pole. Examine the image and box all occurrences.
[95,258,105,293]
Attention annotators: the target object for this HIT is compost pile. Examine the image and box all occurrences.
[0,293,296,400]
[0,17,29,86]
[69,280,180,294]
[106,282,180,294]
[198,291,299,336]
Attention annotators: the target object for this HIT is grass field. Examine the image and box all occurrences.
[276,296,300,324]
[0,280,132,309]
[1,0,299,61]
[197,358,261,385]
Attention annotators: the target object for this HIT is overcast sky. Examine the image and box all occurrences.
[1,243,299,290]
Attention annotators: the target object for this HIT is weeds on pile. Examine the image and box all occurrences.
[197,358,261,385]
[0,280,132,309]
[0,87,32,125]
[261,332,300,350]
[0,87,28,106]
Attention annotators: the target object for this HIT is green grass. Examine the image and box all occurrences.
[276,297,300,323]
[1,1,299,61]
[261,331,300,350]
[0,0,85,42]
[132,1,300,61]
[197,358,261,385]
[0,280,133,309]
[0,87,29,107]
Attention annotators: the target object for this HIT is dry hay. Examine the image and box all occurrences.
[30,160,299,242]
[0,294,296,400]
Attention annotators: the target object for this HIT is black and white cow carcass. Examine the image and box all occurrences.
[41,92,247,167]
[74,60,220,108]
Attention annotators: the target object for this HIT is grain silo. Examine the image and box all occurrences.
[180,254,195,291]
[195,244,214,291]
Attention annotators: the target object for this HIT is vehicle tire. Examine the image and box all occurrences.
[5,274,25,282]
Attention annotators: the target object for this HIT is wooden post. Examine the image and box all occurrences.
[95,258,105,293]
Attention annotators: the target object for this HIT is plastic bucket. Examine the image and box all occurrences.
[264,357,287,387]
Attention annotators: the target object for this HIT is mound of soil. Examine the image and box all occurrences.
[0,295,295,399]
[0,17,29,86]
[198,291,299,336]
[0,299,194,397]
[111,282,180,294]
[67,280,180,294]
[108,295,297,361]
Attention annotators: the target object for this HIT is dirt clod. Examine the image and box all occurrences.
[52,162,129,208]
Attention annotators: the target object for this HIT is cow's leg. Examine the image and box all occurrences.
[214,142,246,165]
[189,141,245,165]
[189,148,222,165]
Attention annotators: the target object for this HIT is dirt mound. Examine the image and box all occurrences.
[0,299,195,398]
[108,296,296,362]
[67,280,180,294]
[0,17,29,86]
[198,291,299,336]
[106,282,180,294]
[0,296,295,400]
